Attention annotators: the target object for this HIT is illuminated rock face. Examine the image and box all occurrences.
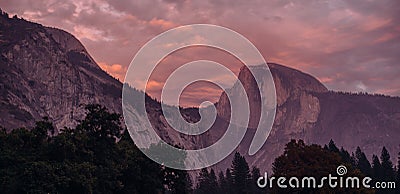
[214,63,329,172]
[214,63,400,173]
[1,14,400,174]
[216,63,328,130]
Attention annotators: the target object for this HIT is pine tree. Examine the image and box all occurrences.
[340,147,355,166]
[328,139,339,153]
[195,168,217,194]
[225,168,234,193]
[380,147,395,181]
[231,152,251,194]
[355,146,372,176]
[218,171,227,193]
[209,169,218,192]
[251,166,263,194]
[372,154,382,180]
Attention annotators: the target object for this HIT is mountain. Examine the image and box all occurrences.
[1,12,399,173]
[213,63,400,172]
[0,11,121,131]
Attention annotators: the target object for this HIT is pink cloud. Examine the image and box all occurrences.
[98,62,126,81]
[148,18,177,30]
[374,33,397,43]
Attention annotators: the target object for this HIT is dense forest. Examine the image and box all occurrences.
[195,140,399,194]
[0,105,191,193]
[0,104,399,193]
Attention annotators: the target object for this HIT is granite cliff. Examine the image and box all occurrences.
[0,12,121,131]
[213,63,400,172]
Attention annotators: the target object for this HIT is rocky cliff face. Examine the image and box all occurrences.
[1,13,399,173]
[212,63,331,172]
[217,63,328,130]
[213,63,400,173]
[0,14,121,131]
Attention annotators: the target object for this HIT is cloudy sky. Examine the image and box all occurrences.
[1,0,399,107]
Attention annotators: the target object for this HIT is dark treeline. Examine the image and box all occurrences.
[194,152,263,194]
[1,104,399,193]
[194,139,400,194]
[270,139,399,193]
[0,104,191,193]
[324,90,400,99]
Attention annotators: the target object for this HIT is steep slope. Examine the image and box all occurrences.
[0,13,121,130]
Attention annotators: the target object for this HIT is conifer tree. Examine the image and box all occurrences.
[380,147,395,181]
[218,171,226,193]
[195,168,217,194]
[372,154,382,180]
[328,139,340,153]
[225,168,234,193]
[355,146,372,176]
[340,147,355,166]
[209,169,218,193]
[231,152,251,194]
[251,166,263,194]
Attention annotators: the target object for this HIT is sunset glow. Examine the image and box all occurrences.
[2,0,399,107]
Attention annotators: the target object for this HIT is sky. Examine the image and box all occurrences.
[1,0,399,107]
